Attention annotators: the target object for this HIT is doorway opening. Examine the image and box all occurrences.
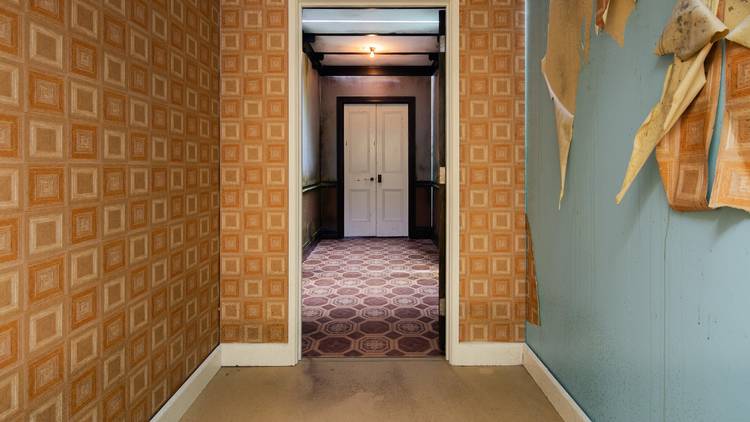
[298,7,447,357]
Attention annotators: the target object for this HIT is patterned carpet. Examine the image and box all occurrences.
[302,238,441,357]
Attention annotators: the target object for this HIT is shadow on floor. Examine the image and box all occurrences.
[181,359,563,422]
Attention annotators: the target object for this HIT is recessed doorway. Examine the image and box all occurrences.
[296,6,447,358]
[287,0,460,364]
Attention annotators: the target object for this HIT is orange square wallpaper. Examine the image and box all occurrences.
[216,0,527,344]
[0,2,527,415]
[0,0,221,419]
[219,0,290,343]
[458,0,527,342]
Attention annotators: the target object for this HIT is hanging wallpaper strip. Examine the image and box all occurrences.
[655,43,722,211]
[541,0,593,207]
[709,39,750,212]
[525,218,540,326]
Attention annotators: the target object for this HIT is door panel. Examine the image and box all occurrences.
[376,104,409,236]
[344,103,409,237]
[344,105,377,236]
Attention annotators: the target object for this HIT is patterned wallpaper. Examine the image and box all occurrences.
[218,0,289,343]
[458,0,526,342]
[215,1,526,344]
[0,0,221,419]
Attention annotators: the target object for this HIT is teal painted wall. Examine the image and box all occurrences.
[526,2,750,421]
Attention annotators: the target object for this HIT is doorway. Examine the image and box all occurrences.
[299,7,444,358]
[289,1,459,363]
[340,99,415,237]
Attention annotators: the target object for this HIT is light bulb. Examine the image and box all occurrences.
[369,47,375,58]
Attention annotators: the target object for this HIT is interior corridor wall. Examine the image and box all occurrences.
[219,0,290,343]
[218,0,527,345]
[301,56,320,249]
[526,1,750,421]
[0,0,222,419]
[458,0,527,342]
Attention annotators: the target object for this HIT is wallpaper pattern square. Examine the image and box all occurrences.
[0,0,221,420]
[219,0,290,343]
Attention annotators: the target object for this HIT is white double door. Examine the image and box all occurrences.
[344,103,409,237]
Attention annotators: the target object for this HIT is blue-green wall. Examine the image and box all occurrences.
[526,2,750,421]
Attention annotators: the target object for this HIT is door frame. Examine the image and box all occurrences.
[337,97,416,238]
[288,0,460,365]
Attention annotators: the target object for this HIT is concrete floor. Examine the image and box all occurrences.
[181,359,563,422]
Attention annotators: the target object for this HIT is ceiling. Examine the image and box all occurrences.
[302,8,444,75]
[301,8,441,34]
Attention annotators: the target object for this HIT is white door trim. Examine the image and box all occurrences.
[288,0,460,365]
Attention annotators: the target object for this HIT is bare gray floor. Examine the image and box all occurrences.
[181,359,563,422]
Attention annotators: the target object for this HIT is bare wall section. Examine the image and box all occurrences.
[527,1,750,420]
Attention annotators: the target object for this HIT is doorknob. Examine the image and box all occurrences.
[378,174,382,183]
[370,177,374,181]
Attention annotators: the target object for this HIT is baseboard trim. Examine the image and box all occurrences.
[150,345,222,422]
[449,342,523,366]
[522,344,591,422]
[221,342,298,366]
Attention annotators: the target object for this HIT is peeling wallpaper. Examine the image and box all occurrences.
[527,1,750,420]
[0,0,222,419]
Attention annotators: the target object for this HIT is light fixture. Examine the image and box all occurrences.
[369,47,376,59]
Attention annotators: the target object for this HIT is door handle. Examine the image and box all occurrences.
[378,174,382,183]
[370,177,374,181]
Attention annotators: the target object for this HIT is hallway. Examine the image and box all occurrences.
[302,238,441,357]
[180,359,563,422]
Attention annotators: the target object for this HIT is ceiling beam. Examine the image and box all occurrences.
[318,66,437,77]
[302,36,323,70]
[315,52,436,55]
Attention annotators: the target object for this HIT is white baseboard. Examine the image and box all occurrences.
[221,342,298,366]
[522,344,591,422]
[449,342,524,366]
[150,345,222,422]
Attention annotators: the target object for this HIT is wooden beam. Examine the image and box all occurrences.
[319,65,436,76]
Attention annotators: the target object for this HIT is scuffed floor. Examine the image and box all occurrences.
[302,238,441,357]
[181,360,563,422]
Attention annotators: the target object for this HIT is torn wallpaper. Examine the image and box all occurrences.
[709,0,750,212]
[617,43,713,204]
[526,218,540,326]
[596,0,637,47]
[541,0,593,207]
[655,0,727,60]
[655,44,722,211]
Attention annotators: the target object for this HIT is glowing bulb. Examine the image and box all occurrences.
[369,47,376,58]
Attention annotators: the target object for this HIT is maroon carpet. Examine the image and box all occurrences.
[302,238,441,357]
